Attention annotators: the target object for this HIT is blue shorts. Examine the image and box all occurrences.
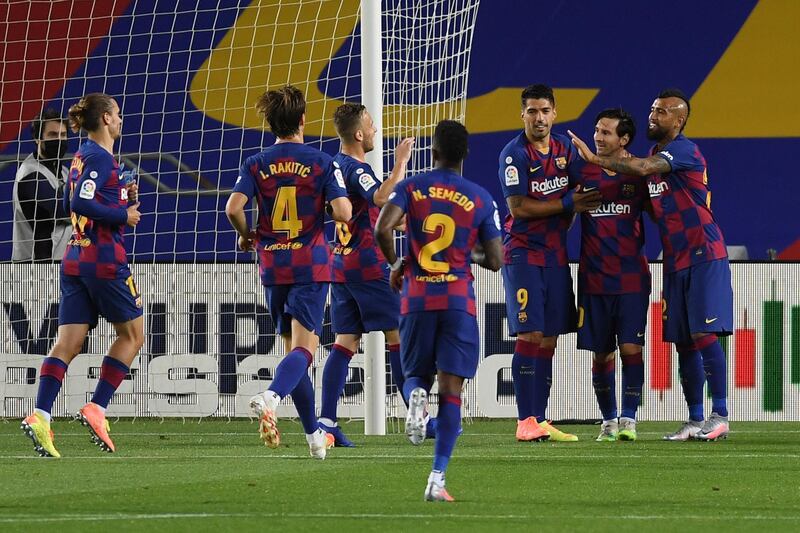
[662,259,733,344]
[59,273,143,326]
[577,292,649,353]
[265,283,329,336]
[331,279,399,334]
[502,263,577,337]
[399,310,479,379]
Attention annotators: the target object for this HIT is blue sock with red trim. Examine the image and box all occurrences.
[432,394,462,473]
[319,343,354,422]
[35,357,68,415]
[592,356,617,421]
[269,347,313,399]
[91,356,129,409]
[696,334,728,417]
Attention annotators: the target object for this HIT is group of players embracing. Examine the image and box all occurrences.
[21,82,733,503]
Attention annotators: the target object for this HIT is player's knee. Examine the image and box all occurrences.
[52,340,82,360]
[519,331,543,344]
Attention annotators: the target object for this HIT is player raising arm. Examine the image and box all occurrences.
[568,89,733,441]
[226,85,351,459]
[21,93,143,457]
[376,120,503,502]
[319,102,414,447]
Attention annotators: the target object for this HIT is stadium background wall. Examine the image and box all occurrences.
[1,0,799,260]
[2,263,798,421]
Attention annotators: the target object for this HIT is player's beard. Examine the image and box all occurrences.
[646,124,667,142]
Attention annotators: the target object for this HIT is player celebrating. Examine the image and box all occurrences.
[574,109,650,442]
[20,93,144,457]
[568,89,733,441]
[376,120,502,502]
[499,84,601,442]
[318,103,414,447]
[226,85,351,459]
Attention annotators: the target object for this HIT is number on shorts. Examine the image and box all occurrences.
[577,305,585,328]
[516,288,528,311]
[335,221,353,246]
[271,186,303,238]
[125,275,139,297]
[417,213,456,273]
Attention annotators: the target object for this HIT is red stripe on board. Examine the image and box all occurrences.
[735,328,756,388]
[650,300,672,390]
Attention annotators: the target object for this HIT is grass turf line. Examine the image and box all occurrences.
[0,419,798,533]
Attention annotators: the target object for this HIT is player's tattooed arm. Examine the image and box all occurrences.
[567,129,671,177]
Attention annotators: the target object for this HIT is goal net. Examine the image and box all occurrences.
[0,0,482,422]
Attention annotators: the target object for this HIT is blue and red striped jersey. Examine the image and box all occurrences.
[647,134,727,273]
[234,142,347,286]
[388,168,501,316]
[62,140,129,280]
[575,161,650,294]
[498,131,578,267]
[331,153,387,282]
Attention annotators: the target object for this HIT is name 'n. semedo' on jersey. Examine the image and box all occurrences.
[388,168,501,315]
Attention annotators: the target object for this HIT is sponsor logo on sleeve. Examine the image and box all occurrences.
[659,150,673,161]
[79,179,96,200]
[89,170,98,179]
[333,161,341,168]
[505,156,513,164]
[359,173,377,191]
[388,191,397,201]
[504,165,519,186]
[492,202,501,230]
[334,168,346,189]
[235,176,242,185]
[356,167,364,175]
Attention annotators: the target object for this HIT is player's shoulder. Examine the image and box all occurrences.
[465,179,497,210]
[657,134,704,164]
[550,132,576,156]
[499,131,528,160]
[335,153,374,177]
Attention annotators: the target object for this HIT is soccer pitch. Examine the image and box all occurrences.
[0,419,798,532]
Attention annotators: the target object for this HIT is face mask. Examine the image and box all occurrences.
[41,139,67,161]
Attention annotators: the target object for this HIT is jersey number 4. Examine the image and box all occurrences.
[418,213,456,273]
[271,186,303,239]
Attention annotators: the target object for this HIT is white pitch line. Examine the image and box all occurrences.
[1,453,799,460]
[2,429,800,437]
[0,512,798,524]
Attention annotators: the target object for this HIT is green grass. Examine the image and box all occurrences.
[1,418,799,532]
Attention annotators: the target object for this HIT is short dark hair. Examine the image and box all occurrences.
[256,85,305,138]
[31,108,66,140]
[433,120,468,164]
[67,93,115,133]
[657,87,691,127]
[521,84,555,108]
[594,108,636,146]
[333,102,366,141]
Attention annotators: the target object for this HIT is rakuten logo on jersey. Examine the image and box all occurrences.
[649,181,669,197]
[531,175,568,195]
[589,202,631,217]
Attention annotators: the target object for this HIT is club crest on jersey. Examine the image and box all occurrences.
[504,165,519,186]
[555,156,567,169]
[518,311,528,323]
[359,173,376,191]
[79,179,96,199]
[622,183,636,198]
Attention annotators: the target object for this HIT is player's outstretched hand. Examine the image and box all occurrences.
[567,130,598,164]
[126,202,141,226]
[238,230,256,252]
[572,184,602,213]
[395,137,416,166]
[390,264,404,292]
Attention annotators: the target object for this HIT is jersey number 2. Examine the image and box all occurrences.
[271,186,303,239]
[418,214,456,273]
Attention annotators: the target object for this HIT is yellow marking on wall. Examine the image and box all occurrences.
[687,0,800,138]
[190,0,597,137]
